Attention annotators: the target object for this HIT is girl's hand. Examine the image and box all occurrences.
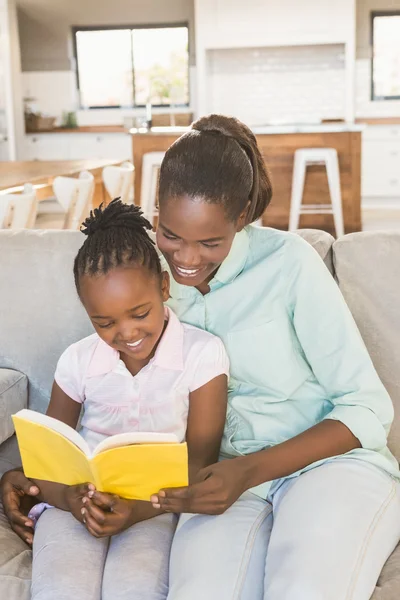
[151,458,250,515]
[81,491,136,538]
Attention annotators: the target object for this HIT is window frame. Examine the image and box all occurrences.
[371,11,400,101]
[72,22,190,110]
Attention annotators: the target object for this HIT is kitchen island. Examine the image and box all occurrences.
[131,124,363,234]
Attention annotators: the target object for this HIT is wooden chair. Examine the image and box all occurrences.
[2,184,38,229]
[0,197,15,229]
[36,172,95,230]
[102,162,134,205]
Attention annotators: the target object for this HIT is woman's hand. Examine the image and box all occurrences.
[64,483,95,523]
[80,490,136,538]
[0,469,40,545]
[151,458,250,515]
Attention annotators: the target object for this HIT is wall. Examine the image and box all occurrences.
[16,0,195,125]
[17,0,195,71]
[207,45,346,126]
[356,0,400,117]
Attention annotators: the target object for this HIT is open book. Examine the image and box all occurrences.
[12,409,188,501]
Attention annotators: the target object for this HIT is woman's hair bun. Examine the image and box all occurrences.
[191,114,238,139]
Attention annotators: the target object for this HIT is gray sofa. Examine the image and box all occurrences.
[0,228,399,599]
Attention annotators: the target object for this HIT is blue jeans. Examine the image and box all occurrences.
[168,460,400,600]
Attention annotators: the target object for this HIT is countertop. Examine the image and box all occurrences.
[24,123,366,137]
[129,124,364,135]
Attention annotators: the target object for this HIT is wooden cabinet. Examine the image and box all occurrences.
[24,133,132,162]
[362,126,400,201]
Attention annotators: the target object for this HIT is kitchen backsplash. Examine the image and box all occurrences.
[206,44,347,125]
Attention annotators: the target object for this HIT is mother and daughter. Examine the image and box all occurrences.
[2,114,400,600]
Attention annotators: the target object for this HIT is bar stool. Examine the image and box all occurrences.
[141,151,165,225]
[289,148,344,238]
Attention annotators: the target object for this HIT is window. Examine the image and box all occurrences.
[372,12,400,100]
[73,24,189,109]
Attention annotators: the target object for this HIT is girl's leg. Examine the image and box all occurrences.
[265,460,400,600]
[168,491,272,600]
[102,513,178,600]
[31,508,108,600]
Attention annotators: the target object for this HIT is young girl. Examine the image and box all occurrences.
[28,199,229,600]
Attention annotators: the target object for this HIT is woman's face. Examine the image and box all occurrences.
[157,195,246,289]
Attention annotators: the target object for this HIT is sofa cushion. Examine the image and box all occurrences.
[296,228,335,274]
[0,370,27,446]
[333,232,400,462]
[0,436,21,479]
[371,542,400,600]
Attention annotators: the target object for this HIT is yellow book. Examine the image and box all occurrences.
[12,409,188,501]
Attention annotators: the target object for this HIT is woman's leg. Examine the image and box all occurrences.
[265,460,400,600]
[31,508,108,600]
[102,513,178,600]
[168,491,272,600]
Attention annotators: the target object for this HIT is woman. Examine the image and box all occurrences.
[2,114,400,600]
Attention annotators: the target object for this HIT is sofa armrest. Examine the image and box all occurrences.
[0,369,28,445]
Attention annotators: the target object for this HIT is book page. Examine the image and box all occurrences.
[93,431,180,457]
[13,409,91,456]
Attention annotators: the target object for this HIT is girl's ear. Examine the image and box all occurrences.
[236,201,251,232]
[160,270,170,301]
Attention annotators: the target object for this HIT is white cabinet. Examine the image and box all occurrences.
[69,133,132,160]
[362,126,400,202]
[196,0,354,49]
[24,132,132,162]
[24,134,71,160]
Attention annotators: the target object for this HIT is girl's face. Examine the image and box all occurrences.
[79,266,170,367]
[157,195,246,291]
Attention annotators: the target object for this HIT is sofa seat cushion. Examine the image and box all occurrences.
[0,370,27,446]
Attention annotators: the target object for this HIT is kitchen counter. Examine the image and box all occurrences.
[131,127,362,234]
[26,125,128,134]
[130,123,364,136]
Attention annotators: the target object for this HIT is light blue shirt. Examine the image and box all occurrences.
[164,226,399,498]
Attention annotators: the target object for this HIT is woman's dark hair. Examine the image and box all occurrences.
[74,199,161,293]
[158,114,272,224]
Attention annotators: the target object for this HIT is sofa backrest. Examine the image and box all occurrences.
[334,232,400,462]
[0,230,91,411]
[1,228,398,463]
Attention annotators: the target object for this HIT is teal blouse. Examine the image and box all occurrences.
[164,226,399,498]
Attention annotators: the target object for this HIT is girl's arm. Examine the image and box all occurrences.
[186,373,228,482]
